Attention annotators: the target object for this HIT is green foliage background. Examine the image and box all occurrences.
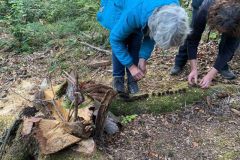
[0,0,108,53]
[0,0,220,54]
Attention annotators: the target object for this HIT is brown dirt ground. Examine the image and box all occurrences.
[0,38,240,159]
[104,93,240,159]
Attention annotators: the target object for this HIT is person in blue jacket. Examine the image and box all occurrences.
[170,0,240,88]
[97,0,190,94]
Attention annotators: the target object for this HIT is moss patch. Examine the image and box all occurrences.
[218,151,240,160]
[0,115,14,134]
[110,88,207,116]
[43,150,106,160]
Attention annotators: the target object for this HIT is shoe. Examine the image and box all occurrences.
[127,76,139,94]
[219,69,236,80]
[170,65,183,75]
[112,77,125,93]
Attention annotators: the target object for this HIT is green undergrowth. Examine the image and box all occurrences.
[110,88,207,116]
[0,0,109,54]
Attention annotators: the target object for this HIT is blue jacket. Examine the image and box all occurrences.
[97,0,180,68]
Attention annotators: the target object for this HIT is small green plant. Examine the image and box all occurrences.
[121,114,138,125]
[209,31,219,40]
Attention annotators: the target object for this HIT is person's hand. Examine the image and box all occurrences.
[128,65,145,81]
[188,69,198,85]
[138,58,147,74]
[199,68,218,89]
[199,74,213,88]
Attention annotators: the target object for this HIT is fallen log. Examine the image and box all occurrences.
[87,60,111,69]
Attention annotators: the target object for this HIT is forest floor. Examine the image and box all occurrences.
[0,29,240,159]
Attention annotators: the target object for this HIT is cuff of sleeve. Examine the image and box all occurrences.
[126,62,134,69]
[139,56,148,61]
[187,48,198,60]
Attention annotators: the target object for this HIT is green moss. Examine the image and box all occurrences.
[43,150,106,160]
[209,84,240,95]
[0,115,14,134]
[218,151,240,160]
[110,84,240,116]
[110,88,207,116]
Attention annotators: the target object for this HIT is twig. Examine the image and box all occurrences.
[8,88,53,104]
[74,71,79,122]
[48,77,56,98]
[9,88,33,103]
[68,108,75,122]
[47,76,65,122]
[79,41,111,55]
[67,100,75,122]
[206,29,212,43]
[62,72,75,84]
[80,32,92,39]
[63,70,88,96]
[51,99,65,121]
[90,68,101,79]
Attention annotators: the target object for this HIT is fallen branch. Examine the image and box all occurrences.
[231,108,240,116]
[79,41,111,55]
[9,88,33,103]
[88,60,111,69]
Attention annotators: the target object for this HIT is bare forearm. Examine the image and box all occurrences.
[189,59,197,70]
[207,67,218,78]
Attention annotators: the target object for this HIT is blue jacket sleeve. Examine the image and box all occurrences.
[110,10,142,68]
[139,36,155,60]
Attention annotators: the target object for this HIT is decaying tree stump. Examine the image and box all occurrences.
[0,74,118,159]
